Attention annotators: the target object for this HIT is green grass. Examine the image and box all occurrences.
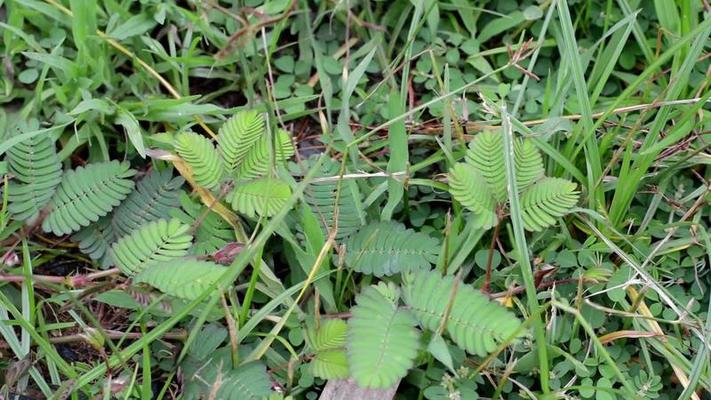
[0,0,710,399]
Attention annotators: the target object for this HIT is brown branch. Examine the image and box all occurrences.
[482,220,502,293]
[0,267,121,288]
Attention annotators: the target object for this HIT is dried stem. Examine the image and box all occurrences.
[482,220,502,293]
[0,329,187,348]
[489,277,583,299]
[0,267,121,287]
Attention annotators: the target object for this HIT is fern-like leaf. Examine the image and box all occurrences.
[6,120,63,221]
[42,161,136,236]
[448,163,498,229]
[308,319,347,351]
[514,138,544,189]
[402,271,522,357]
[111,218,193,275]
[228,178,292,218]
[182,348,273,400]
[465,131,507,201]
[235,129,294,180]
[133,259,226,300]
[307,319,349,380]
[312,350,349,380]
[174,132,224,190]
[112,169,185,237]
[170,193,234,255]
[218,111,265,172]
[520,177,579,232]
[345,221,439,276]
[347,286,419,388]
[300,157,364,240]
[373,281,401,304]
[71,216,116,267]
[203,362,272,400]
[72,169,181,265]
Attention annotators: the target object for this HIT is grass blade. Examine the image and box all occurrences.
[556,0,603,211]
[382,89,408,220]
[500,105,550,393]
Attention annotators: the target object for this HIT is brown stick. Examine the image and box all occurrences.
[0,329,187,348]
[220,292,240,367]
[0,267,121,287]
[482,221,502,293]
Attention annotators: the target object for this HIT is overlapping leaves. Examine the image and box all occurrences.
[6,120,63,221]
[42,161,136,236]
[449,131,578,231]
[111,218,193,276]
[307,319,349,380]
[402,271,522,357]
[133,259,226,300]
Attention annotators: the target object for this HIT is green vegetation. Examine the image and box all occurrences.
[0,0,710,399]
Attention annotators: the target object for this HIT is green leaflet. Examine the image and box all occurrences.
[170,193,234,255]
[450,131,578,231]
[345,221,440,276]
[520,177,580,232]
[300,157,364,240]
[235,129,295,180]
[133,259,226,300]
[181,347,273,400]
[309,319,347,351]
[70,169,184,267]
[111,218,193,276]
[402,271,522,357]
[465,131,507,202]
[217,110,295,180]
[71,216,116,267]
[307,319,349,379]
[347,286,419,388]
[174,131,224,190]
[218,110,265,172]
[447,163,498,229]
[514,138,544,190]
[312,350,349,380]
[112,169,185,237]
[6,119,63,221]
[228,177,292,218]
[42,161,136,236]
